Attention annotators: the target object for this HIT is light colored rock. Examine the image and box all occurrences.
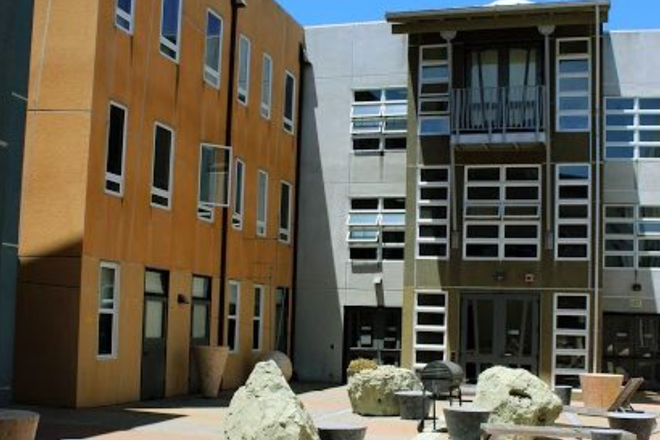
[259,351,294,382]
[347,366,422,416]
[474,366,563,426]
[224,361,320,440]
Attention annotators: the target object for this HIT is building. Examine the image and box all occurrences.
[14,0,302,407]
[0,0,35,405]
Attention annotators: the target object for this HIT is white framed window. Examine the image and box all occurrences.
[605,205,660,269]
[252,285,265,351]
[279,181,292,243]
[605,97,660,160]
[555,164,591,260]
[105,102,127,197]
[227,281,240,352]
[413,290,447,370]
[418,45,450,136]
[237,35,251,105]
[203,9,223,88]
[351,88,407,154]
[347,197,406,262]
[159,0,183,63]
[553,293,590,388]
[261,54,273,119]
[98,262,120,359]
[151,123,175,210]
[257,170,268,237]
[231,158,245,229]
[115,0,134,34]
[463,165,541,261]
[283,71,297,134]
[198,144,232,223]
[556,38,591,132]
[417,166,450,259]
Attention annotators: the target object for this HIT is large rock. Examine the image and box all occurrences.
[224,361,320,440]
[348,366,422,416]
[474,366,563,426]
[258,351,294,381]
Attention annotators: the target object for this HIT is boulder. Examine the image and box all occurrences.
[347,366,422,416]
[474,366,563,426]
[224,361,320,440]
[258,351,294,381]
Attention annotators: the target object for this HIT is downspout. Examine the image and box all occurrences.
[592,3,602,373]
[539,26,554,252]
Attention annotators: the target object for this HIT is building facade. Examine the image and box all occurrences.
[15,0,302,407]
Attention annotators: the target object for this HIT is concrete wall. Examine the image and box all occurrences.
[295,22,408,382]
[0,0,35,405]
[602,31,660,313]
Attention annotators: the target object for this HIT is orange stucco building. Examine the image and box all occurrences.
[15,0,303,408]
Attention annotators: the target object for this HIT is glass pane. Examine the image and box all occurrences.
[382,230,405,243]
[421,168,448,183]
[640,131,660,142]
[275,288,290,353]
[385,88,407,101]
[557,295,588,310]
[559,224,588,239]
[153,126,173,191]
[607,130,634,143]
[238,37,250,94]
[418,243,446,257]
[466,244,498,258]
[420,117,449,135]
[354,90,381,102]
[560,116,590,131]
[606,206,635,218]
[466,224,498,239]
[349,247,378,260]
[421,187,448,201]
[559,78,589,93]
[557,315,587,331]
[468,167,500,182]
[559,185,589,199]
[348,229,379,241]
[351,198,378,210]
[606,239,634,252]
[417,293,445,307]
[560,97,589,111]
[559,40,589,55]
[639,256,660,268]
[467,186,499,200]
[640,99,660,110]
[145,300,164,339]
[352,104,381,117]
[419,225,447,239]
[353,138,380,151]
[145,271,167,295]
[192,277,209,299]
[559,165,589,180]
[107,105,125,177]
[420,206,447,220]
[100,266,116,309]
[118,0,132,14]
[641,206,660,218]
[640,115,660,126]
[383,198,405,210]
[605,223,635,234]
[261,56,272,108]
[558,244,588,259]
[384,103,407,116]
[205,13,222,73]
[505,186,538,201]
[192,304,208,339]
[199,145,230,206]
[505,224,538,239]
[605,255,634,268]
[257,172,268,224]
[422,65,449,82]
[639,147,660,158]
[607,147,635,159]
[280,183,291,231]
[607,114,635,127]
[639,240,660,252]
[639,222,660,234]
[504,300,533,356]
[161,0,181,45]
[557,335,587,350]
[348,213,378,225]
[559,59,589,74]
[384,117,407,132]
[559,205,588,219]
[382,248,404,260]
[98,313,114,355]
[504,244,538,258]
[284,74,295,122]
[381,213,405,225]
[607,98,635,111]
[384,137,406,150]
[506,167,539,181]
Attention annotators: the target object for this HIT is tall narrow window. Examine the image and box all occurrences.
[418,45,450,136]
[98,262,120,359]
[159,0,182,62]
[555,164,591,260]
[261,54,273,119]
[556,38,591,132]
[553,293,590,387]
[417,166,450,259]
[115,0,134,34]
[283,71,297,133]
[151,123,175,209]
[413,291,447,370]
[204,10,223,88]
[257,170,268,237]
[237,35,251,105]
[105,102,127,196]
[198,144,231,222]
[232,159,245,229]
[253,285,264,351]
[279,181,292,243]
[191,276,211,343]
[227,281,240,352]
[275,287,290,354]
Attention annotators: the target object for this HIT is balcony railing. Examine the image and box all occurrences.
[452,85,546,143]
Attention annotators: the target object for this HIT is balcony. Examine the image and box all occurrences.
[451,85,547,145]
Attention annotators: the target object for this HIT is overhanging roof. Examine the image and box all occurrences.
[386,1,610,34]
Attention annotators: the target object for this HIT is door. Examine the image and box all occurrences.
[189,276,211,393]
[141,270,169,401]
[461,293,539,384]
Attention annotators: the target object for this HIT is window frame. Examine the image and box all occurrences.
[203,8,223,89]
[231,158,245,230]
[159,0,183,63]
[555,164,592,261]
[151,122,176,210]
[413,290,447,370]
[257,169,269,237]
[261,53,273,119]
[418,44,451,137]
[416,166,451,260]
[283,70,297,134]
[552,293,590,388]
[115,0,135,34]
[227,280,241,353]
[279,181,293,244]
[98,261,120,360]
[605,97,660,161]
[604,204,660,270]
[237,35,251,106]
[252,284,265,352]
[191,275,212,342]
[347,196,406,263]
[197,143,232,223]
[351,87,408,155]
[556,37,591,133]
[105,101,128,198]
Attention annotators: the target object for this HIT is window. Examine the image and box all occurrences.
[232,159,245,229]
[261,54,273,119]
[413,291,447,370]
[351,88,407,153]
[274,287,290,354]
[464,165,541,260]
[98,262,120,359]
[151,123,175,209]
[418,45,450,136]
[198,144,231,222]
[105,102,127,196]
[556,38,591,132]
[257,170,268,237]
[283,71,296,133]
[227,281,240,352]
[237,35,251,105]
[252,285,264,351]
[191,276,211,342]
[159,0,182,62]
[279,181,292,243]
[347,197,406,262]
[553,293,590,388]
[605,205,660,269]
[555,164,591,260]
[605,97,660,160]
[115,0,134,34]
[417,166,450,259]
[203,10,223,88]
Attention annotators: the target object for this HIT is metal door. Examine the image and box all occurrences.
[141,270,169,401]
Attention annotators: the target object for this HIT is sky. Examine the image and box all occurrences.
[275,0,660,31]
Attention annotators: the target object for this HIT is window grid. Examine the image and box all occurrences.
[203,9,223,88]
[261,54,273,119]
[417,166,450,260]
[556,38,591,132]
[351,88,408,153]
[555,164,592,261]
[604,205,660,269]
[115,0,134,34]
[552,293,590,388]
[257,170,268,237]
[418,45,450,136]
[98,262,120,360]
[605,97,660,160]
[413,290,447,370]
[347,197,406,262]
[105,102,127,197]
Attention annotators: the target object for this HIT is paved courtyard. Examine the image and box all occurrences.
[12,385,660,440]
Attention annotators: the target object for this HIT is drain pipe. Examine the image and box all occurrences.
[539,26,555,251]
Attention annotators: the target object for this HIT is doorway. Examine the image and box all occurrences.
[141,269,169,401]
[460,293,540,384]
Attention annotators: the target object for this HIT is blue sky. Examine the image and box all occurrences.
[276,0,659,30]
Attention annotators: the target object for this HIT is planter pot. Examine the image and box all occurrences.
[0,410,40,440]
[317,423,367,440]
[193,346,229,398]
[443,406,491,440]
[554,385,573,406]
[580,373,624,409]
[592,429,627,440]
[608,412,658,440]
[395,390,432,420]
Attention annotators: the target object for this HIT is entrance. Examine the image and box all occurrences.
[461,293,539,384]
[141,270,169,401]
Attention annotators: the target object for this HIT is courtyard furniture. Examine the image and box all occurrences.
[554,385,573,405]
[580,373,625,410]
[193,346,229,398]
[564,378,651,418]
[317,422,367,440]
[0,410,39,440]
[395,390,432,420]
[480,423,636,440]
[444,406,490,440]
[607,412,657,440]
[417,361,464,432]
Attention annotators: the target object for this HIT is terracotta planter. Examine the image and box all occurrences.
[580,373,624,409]
[193,346,229,398]
[0,410,39,440]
